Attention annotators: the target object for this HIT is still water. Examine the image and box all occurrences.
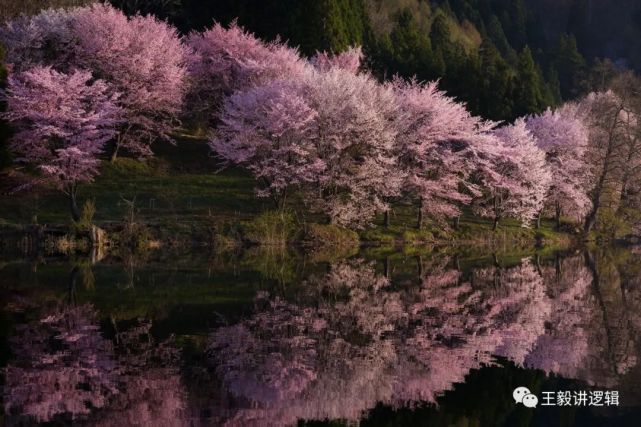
[1,245,641,426]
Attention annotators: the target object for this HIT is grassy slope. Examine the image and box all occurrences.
[0,137,576,249]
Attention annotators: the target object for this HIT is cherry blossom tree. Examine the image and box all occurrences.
[1,4,189,160]
[186,21,308,126]
[578,84,641,233]
[473,120,552,228]
[213,67,403,228]
[310,46,363,73]
[391,78,496,228]
[2,66,120,220]
[526,104,592,228]
[72,3,189,159]
[299,68,404,227]
[211,79,322,210]
[0,7,78,72]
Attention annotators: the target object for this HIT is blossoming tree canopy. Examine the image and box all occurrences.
[3,66,120,220]
[186,21,309,123]
[0,3,189,159]
[310,46,363,73]
[474,119,552,227]
[71,3,189,158]
[212,66,403,227]
[302,68,404,227]
[0,8,77,71]
[526,104,592,225]
[211,78,323,206]
[392,78,496,226]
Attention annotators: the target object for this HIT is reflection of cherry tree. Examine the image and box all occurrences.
[486,260,552,365]
[4,304,118,423]
[209,261,400,426]
[394,259,551,403]
[208,258,554,425]
[3,303,187,426]
[579,250,640,387]
[525,254,593,378]
[86,321,187,427]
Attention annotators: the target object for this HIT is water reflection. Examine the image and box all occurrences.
[2,248,641,426]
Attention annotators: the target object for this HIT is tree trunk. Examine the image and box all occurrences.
[416,255,423,280]
[492,216,500,231]
[384,209,391,227]
[110,141,120,162]
[417,198,424,229]
[68,266,79,305]
[536,211,542,230]
[555,205,562,230]
[278,188,288,213]
[453,215,460,230]
[384,256,391,279]
[492,194,500,231]
[69,190,80,222]
[584,209,598,234]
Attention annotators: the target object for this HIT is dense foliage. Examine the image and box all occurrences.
[1,3,640,236]
[105,0,620,122]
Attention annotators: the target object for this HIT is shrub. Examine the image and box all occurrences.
[242,210,297,246]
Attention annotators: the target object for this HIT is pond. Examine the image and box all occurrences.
[1,245,641,426]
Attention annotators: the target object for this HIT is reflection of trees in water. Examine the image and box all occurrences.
[207,258,556,426]
[4,304,119,424]
[525,254,593,379]
[581,250,640,387]
[6,249,641,426]
[3,302,188,426]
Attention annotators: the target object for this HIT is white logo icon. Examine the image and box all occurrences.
[513,386,538,408]
[523,394,538,408]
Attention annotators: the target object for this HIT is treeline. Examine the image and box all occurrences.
[1,4,640,238]
[0,0,622,121]
[105,0,606,122]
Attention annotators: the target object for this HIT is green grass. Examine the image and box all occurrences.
[0,138,579,250]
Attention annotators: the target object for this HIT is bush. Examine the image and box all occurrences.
[242,211,297,246]
[75,199,96,230]
[303,223,359,249]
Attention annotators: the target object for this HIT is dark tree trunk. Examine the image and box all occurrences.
[68,266,79,305]
[555,205,562,230]
[110,141,120,162]
[417,198,424,229]
[453,215,460,230]
[536,211,542,230]
[278,188,288,213]
[416,255,423,280]
[384,210,391,227]
[492,194,500,231]
[492,216,500,231]
[69,190,80,222]
[584,209,598,234]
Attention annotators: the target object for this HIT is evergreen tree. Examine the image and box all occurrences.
[486,14,513,59]
[477,39,514,120]
[546,65,563,105]
[552,34,586,99]
[513,46,546,117]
